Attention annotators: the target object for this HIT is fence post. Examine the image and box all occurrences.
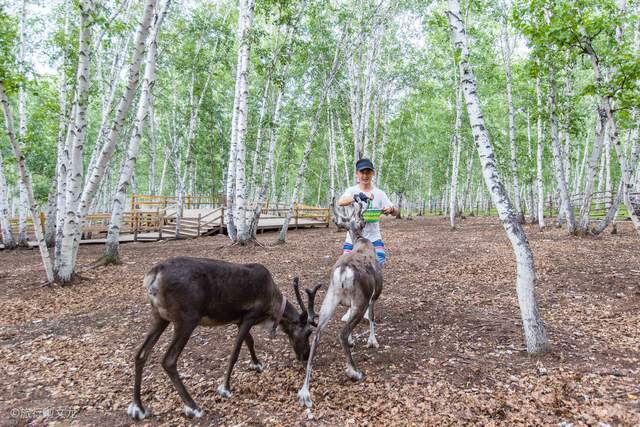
[39,211,46,234]
[158,209,163,241]
[133,212,138,241]
[325,207,330,227]
[295,203,299,229]
[131,194,135,213]
[220,207,225,234]
[197,213,201,236]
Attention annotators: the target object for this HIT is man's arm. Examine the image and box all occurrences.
[379,191,397,215]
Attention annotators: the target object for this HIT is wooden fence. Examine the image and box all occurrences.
[2,201,330,243]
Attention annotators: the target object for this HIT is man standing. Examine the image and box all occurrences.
[337,158,397,267]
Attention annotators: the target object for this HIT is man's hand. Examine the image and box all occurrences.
[383,206,395,215]
[354,192,374,203]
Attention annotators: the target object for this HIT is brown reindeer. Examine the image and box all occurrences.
[127,257,319,420]
[297,196,383,407]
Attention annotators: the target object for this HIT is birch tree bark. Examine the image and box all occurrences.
[447,0,549,353]
[548,67,576,233]
[461,153,474,215]
[0,152,16,249]
[77,0,156,221]
[525,108,536,222]
[102,0,168,264]
[501,13,523,223]
[535,76,545,229]
[449,83,462,229]
[249,81,285,238]
[16,0,28,246]
[578,105,607,233]
[55,0,96,283]
[230,0,255,244]
[581,13,640,234]
[592,123,640,235]
[0,82,54,282]
[57,0,157,276]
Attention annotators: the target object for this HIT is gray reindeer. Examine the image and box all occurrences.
[297,195,383,408]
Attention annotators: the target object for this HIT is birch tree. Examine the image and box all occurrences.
[447,0,549,353]
[0,81,54,282]
[449,83,462,229]
[0,151,16,249]
[55,0,96,283]
[277,35,345,243]
[16,0,28,246]
[500,8,522,223]
[535,76,545,229]
[102,0,168,264]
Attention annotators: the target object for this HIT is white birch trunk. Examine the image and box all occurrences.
[501,16,522,222]
[16,0,29,246]
[585,45,640,233]
[450,83,462,229]
[56,0,95,283]
[548,68,576,233]
[249,81,285,237]
[103,0,167,262]
[18,184,28,245]
[592,125,639,235]
[578,106,607,232]
[225,3,246,241]
[447,0,549,353]
[232,0,256,244]
[0,82,54,282]
[77,0,156,222]
[526,108,536,222]
[248,75,271,198]
[535,76,545,228]
[329,108,337,204]
[0,152,16,249]
[461,153,474,215]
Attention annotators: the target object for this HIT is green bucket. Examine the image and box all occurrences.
[363,208,382,223]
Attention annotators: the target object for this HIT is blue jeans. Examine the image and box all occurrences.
[342,240,385,266]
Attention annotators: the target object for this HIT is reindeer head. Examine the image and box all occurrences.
[282,278,321,362]
[331,195,368,242]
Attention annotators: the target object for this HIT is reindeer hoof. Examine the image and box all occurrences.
[297,387,313,408]
[217,385,232,398]
[127,403,148,420]
[367,337,379,348]
[249,361,264,373]
[346,366,363,381]
[183,405,203,418]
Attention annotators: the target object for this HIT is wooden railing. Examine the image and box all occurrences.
[130,194,226,210]
[2,200,331,243]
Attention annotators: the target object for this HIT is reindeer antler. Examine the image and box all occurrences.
[293,277,307,316]
[305,284,322,326]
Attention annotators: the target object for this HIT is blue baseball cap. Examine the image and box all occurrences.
[355,158,375,171]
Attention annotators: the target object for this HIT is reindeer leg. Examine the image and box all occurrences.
[366,299,379,348]
[244,331,263,373]
[340,298,368,381]
[218,320,254,398]
[298,285,342,408]
[161,319,201,418]
[128,315,169,420]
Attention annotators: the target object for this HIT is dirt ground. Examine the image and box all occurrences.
[1,217,639,426]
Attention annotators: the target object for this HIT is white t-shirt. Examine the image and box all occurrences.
[340,185,393,244]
